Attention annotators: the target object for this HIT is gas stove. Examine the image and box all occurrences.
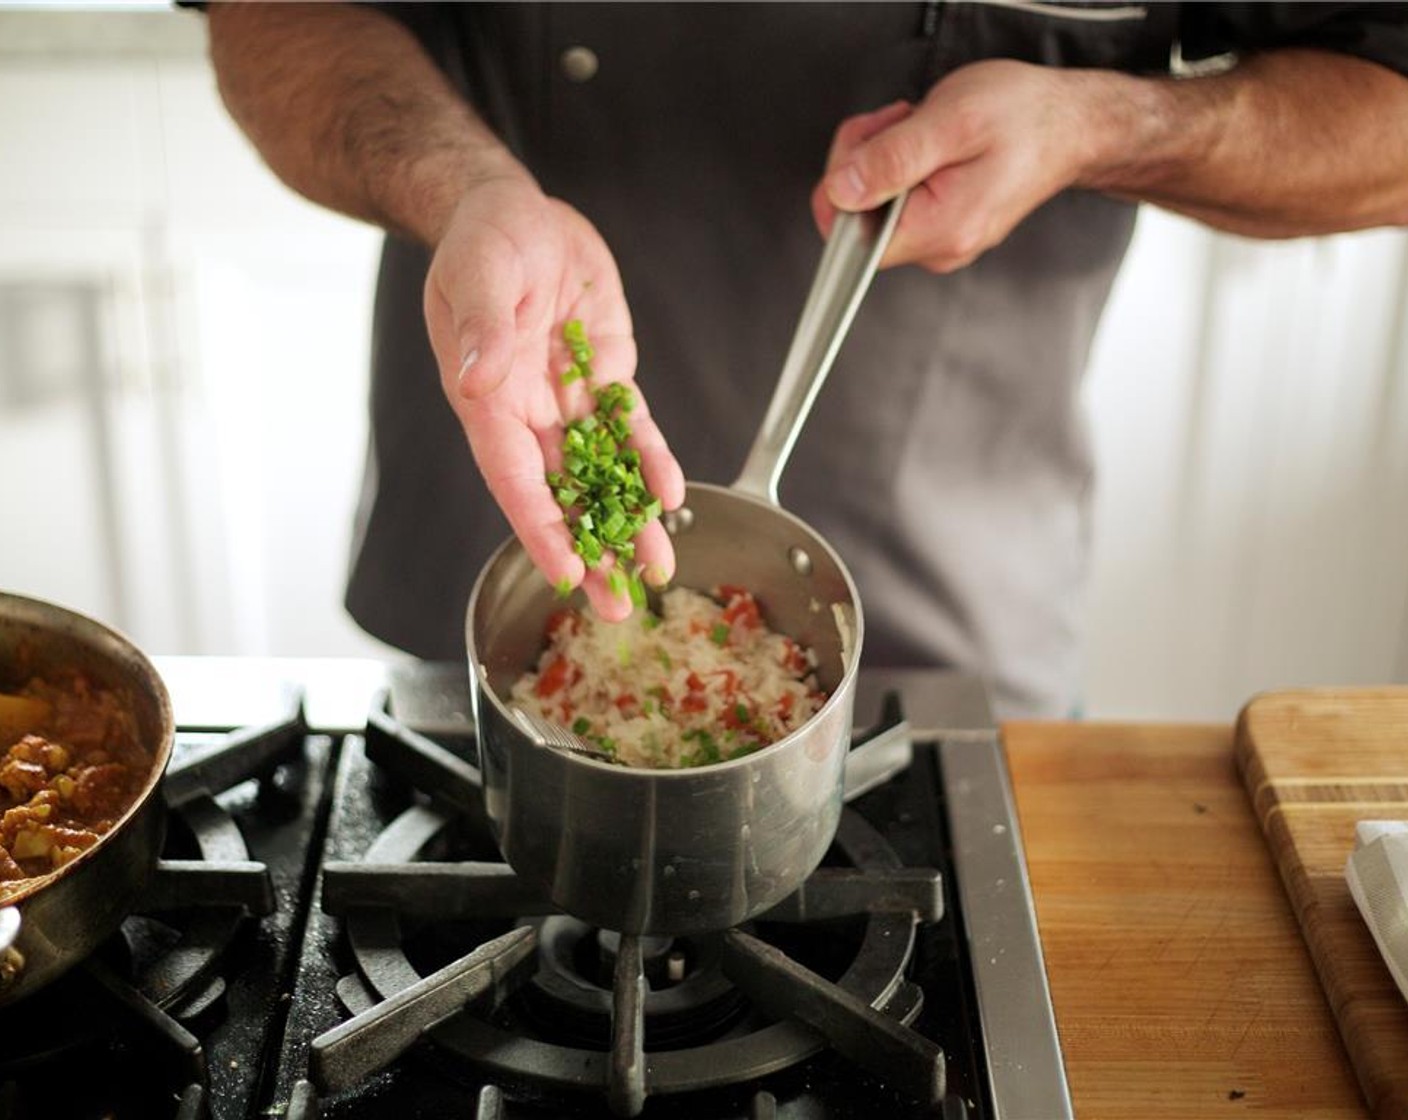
[0,662,1070,1120]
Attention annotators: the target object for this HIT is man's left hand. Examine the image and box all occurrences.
[812,59,1116,272]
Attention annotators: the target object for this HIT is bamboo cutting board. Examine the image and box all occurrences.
[1236,689,1408,1118]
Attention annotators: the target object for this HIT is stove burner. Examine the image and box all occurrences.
[303,698,949,1118]
[524,916,744,1048]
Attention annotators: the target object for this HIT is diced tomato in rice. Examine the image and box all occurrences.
[510,587,826,769]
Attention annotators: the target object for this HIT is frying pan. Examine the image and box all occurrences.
[0,591,174,1005]
[467,197,905,935]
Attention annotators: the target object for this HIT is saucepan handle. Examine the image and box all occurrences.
[732,192,908,504]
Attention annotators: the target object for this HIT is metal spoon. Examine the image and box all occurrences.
[734,190,908,502]
[512,707,621,764]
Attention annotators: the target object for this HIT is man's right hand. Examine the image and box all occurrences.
[423,175,686,620]
[207,3,684,617]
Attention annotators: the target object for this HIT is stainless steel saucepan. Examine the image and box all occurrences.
[467,196,906,935]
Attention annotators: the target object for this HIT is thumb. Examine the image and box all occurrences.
[451,309,517,400]
[823,106,966,212]
[424,260,519,402]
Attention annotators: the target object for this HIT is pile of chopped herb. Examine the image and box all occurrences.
[548,319,663,605]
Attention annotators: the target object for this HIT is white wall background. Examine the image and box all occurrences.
[0,10,392,665]
[2,11,1406,720]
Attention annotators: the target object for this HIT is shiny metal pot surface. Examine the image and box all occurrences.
[467,198,904,935]
[0,592,174,1005]
[469,482,861,934]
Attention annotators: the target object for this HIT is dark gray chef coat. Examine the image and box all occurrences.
[344,3,1408,716]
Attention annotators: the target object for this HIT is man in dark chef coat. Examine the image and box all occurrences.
[204,3,1408,716]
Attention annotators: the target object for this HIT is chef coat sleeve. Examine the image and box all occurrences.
[1180,3,1408,79]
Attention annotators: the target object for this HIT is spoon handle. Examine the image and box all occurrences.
[733,192,908,504]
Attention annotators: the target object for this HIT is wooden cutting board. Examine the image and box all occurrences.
[1236,689,1408,1119]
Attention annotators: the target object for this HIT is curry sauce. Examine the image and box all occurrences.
[0,673,147,899]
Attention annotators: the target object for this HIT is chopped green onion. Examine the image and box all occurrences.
[710,623,730,646]
[572,717,591,735]
[548,321,665,608]
[683,730,721,766]
[641,612,661,631]
[554,577,574,599]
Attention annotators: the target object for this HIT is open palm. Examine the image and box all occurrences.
[424,178,685,619]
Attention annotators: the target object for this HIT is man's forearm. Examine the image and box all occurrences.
[1084,49,1408,238]
[208,2,529,246]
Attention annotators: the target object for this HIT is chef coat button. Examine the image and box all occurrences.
[560,46,599,82]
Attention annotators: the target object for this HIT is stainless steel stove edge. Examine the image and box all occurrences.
[851,667,1075,1118]
[937,704,1073,1118]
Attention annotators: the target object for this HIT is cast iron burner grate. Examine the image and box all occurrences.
[0,696,308,1120]
[288,696,970,1119]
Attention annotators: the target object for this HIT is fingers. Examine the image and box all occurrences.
[462,407,585,588]
[577,517,674,622]
[628,409,686,512]
[579,557,634,622]
[823,97,984,213]
[826,100,914,172]
[813,101,914,238]
[631,519,676,588]
[582,339,685,513]
[554,321,684,529]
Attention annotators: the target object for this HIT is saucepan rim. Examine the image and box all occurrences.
[466,480,865,776]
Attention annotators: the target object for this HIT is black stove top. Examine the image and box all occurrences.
[0,663,1070,1120]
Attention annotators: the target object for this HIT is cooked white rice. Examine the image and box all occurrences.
[509,586,825,768]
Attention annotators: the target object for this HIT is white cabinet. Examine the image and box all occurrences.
[0,12,386,659]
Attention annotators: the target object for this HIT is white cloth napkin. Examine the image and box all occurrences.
[1346,820,1408,1005]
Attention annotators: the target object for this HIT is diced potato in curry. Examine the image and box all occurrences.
[0,673,145,898]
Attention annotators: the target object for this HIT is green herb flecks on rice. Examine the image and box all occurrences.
[510,586,825,769]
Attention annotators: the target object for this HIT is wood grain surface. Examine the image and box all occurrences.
[1235,690,1408,1120]
[1004,720,1365,1119]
